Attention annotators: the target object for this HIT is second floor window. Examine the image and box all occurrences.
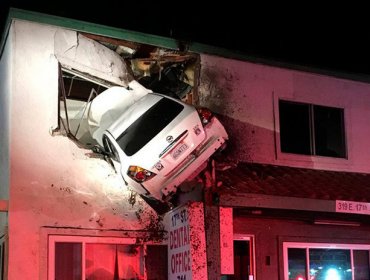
[279,100,346,158]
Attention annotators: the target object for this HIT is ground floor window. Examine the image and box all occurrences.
[49,235,144,280]
[284,242,370,280]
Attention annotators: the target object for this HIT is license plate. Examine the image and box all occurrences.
[172,143,188,160]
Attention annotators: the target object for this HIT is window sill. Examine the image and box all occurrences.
[275,151,351,170]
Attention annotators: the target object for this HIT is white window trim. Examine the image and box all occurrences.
[273,95,353,169]
[48,235,140,280]
[40,227,166,280]
[234,234,256,280]
[283,242,370,280]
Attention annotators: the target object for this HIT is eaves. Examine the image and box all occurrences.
[3,8,370,84]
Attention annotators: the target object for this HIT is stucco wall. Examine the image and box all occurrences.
[199,54,370,173]
[234,215,370,279]
[0,22,11,231]
[8,20,159,279]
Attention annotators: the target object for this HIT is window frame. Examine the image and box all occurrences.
[56,66,108,147]
[274,97,351,165]
[48,235,143,280]
[278,99,347,158]
[233,234,256,280]
[283,242,370,280]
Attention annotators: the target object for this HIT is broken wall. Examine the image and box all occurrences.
[7,20,160,279]
[198,54,370,173]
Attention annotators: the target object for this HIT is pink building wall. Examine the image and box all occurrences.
[199,54,370,173]
[5,20,160,279]
[3,14,370,280]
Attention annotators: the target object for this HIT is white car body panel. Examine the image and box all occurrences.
[88,81,151,146]
[101,92,228,201]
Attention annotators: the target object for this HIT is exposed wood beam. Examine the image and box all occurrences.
[81,32,139,50]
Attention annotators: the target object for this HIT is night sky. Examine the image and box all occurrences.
[2,1,370,77]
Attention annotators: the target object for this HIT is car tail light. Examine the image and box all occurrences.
[197,108,213,126]
[127,166,156,182]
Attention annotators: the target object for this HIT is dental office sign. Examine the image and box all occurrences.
[165,202,207,280]
[168,206,192,280]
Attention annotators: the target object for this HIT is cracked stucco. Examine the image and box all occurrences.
[54,29,132,86]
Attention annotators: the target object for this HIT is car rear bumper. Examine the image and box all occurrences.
[159,134,227,199]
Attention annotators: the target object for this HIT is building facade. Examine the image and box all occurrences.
[2,8,370,280]
[197,49,370,280]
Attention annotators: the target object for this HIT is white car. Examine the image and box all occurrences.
[100,90,228,204]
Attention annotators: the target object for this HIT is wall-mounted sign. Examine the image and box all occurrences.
[169,205,191,280]
[165,202,207,280]
[336,200,370,215]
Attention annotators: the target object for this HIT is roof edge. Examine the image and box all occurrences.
[192,41,370,84]
[0,8,12,58]
[2,8,370,84]
[2,8,180,53]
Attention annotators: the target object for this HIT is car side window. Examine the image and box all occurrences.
[103,136,120,162]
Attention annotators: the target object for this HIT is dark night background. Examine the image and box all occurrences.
[1,1,370,77]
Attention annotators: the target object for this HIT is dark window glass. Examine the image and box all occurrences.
[288,248,307,280]
[103,135,112,154]
[279,101,311,155]
[309,249,351,280]
[279,100,346,158]
[222,240,253,280]
[146,245,168,280]
[117,97,183,156]
[353,250,370,280]
[287,247,370,280]
[103,135,120,162]
[234,240,251,279]
[0,243,3,280]
[314,105,345,157]
[55,242,82,280]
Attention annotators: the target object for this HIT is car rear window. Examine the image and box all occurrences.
[116,97,184,156]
